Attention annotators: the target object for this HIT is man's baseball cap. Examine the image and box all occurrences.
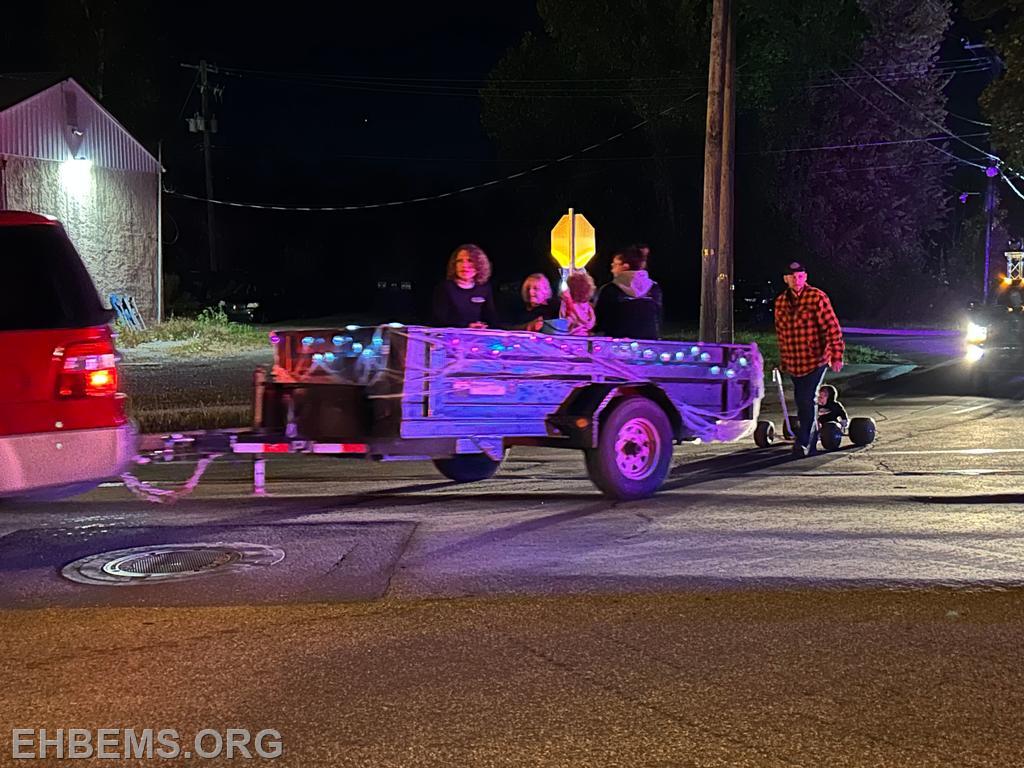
[784,260,808,274]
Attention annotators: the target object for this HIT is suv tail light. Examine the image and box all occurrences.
[56,339,119,398]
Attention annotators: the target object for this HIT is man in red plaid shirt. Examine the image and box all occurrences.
[774,261,845,456]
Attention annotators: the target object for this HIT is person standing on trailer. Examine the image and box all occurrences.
[431,243,500,329]
[774,261,845,457]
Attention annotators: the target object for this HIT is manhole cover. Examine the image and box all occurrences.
[62,543,285,586]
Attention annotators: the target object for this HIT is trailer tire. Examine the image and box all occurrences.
[433,453,503,483]
[848,417,876,447]
[585,396,673,500]
[754,420,776,447]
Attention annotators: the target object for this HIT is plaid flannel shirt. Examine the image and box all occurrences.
[774,285,845,376]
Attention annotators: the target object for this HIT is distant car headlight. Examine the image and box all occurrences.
[965,344,985,363]
[965,322,988,344]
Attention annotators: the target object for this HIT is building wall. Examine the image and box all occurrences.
[3,155,159,321]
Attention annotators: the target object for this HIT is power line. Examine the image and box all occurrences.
[842,55,1024,202]
[212,55,988,86]
[200,56,991,99]
[829,67,988,171]
[167,92,705,211]
[204,131,988,164]
[843,55,998,162]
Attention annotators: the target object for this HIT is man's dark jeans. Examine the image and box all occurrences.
[790,365,828,450]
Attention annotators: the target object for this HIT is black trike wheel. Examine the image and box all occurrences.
[848,417,877,446]
[819,421,843,451]
[754,420,776,448]
[433,453,503,483]
[584,396,673,501]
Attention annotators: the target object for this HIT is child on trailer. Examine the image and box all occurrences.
[560,269,597,336]
[816,384,848,431]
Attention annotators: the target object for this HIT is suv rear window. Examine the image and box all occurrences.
[0,224,113,331]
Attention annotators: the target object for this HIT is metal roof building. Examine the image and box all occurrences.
[0,76,162,321]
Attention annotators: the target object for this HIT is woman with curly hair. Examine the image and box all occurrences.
[431,243,500,328]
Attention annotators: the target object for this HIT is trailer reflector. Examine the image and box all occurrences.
[313,443,368,454]
[234,443,292,454]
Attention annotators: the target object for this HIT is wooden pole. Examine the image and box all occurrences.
[699,0,728,341]
[715,0,735,344]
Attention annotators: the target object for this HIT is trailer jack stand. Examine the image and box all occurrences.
[253,458,267,496]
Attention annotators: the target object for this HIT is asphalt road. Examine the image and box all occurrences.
[4,343,1024,766]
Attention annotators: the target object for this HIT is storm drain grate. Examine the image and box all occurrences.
[62,543,285,586]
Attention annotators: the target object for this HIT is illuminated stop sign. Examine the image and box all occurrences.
[550,209,596,270]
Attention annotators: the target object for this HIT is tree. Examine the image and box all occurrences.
[966,1,1024,169]
[778,0,956,316]
[480,0,867,308]
[37,0,162,143]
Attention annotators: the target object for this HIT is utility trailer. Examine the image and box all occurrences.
[232,325,764,500]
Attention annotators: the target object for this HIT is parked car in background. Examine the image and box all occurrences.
[0,212,135,499]
[734,278,778,328]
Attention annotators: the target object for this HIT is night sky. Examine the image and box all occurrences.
[0,1,1014,322]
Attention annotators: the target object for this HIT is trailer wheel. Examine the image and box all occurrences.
[754,420,776,448]
[585,397,673,500]
[848,417,876,446]
[433,453,503,483]
[819,421,843,451]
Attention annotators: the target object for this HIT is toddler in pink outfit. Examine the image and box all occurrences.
[560,270,597,336]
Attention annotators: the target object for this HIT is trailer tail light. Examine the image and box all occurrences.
[57,340,119,398]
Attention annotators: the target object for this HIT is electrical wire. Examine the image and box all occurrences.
[167,92,704,211]
[842,55,1024,201]
[829,67,988,171]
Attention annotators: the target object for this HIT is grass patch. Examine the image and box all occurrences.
[662,328,903,366]
[132,404,252,434]
[115,308,269,356]
[128,389,252,434]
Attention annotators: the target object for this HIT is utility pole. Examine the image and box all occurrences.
[199,60,218,273]
[715,5,736,344]
[983,169,996,302]
[699,0,733,342]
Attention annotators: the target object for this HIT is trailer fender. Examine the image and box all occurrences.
[547,383,683,448]
[455,437,505,462]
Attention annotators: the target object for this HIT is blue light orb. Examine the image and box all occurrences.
[325,352,336,362]
[361,348,375,357]
[690,346,700,355]
[301,336,314,346]
[630,342,640,350]
[726,368,736,378]
[332,336,344,346]
[710,365,721,375]
[700,352,711,362]
[660,352,672,362]
[643,349,655,360]
[351,342,363,354]
[313,353,324,362]
[738,356,748,367]
[675,351,685,361]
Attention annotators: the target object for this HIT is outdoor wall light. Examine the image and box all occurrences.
[59,156,93,201]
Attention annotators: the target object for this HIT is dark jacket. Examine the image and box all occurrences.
[593,270,663,339]
[817,399,848,426]
[431,281,500,328]
[507,300,558,330]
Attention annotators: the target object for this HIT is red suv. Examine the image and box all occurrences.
[0,212,135,499]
